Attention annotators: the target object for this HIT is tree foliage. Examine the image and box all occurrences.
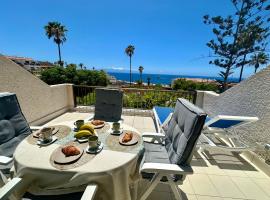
[125,45,135,85]
[138,65,144,84]
[249,52,269,72]
[172,79,218,91]
[44,21,67,65]
[204,0,270,90]
[40,64,108,86]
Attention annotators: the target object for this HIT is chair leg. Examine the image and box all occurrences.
[81,184,98,200]
[167,176,182,200]
[140,173,162,200]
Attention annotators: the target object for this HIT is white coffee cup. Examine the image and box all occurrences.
[88,135,100,149]
[112,122,120,132]
[39,127,53,142]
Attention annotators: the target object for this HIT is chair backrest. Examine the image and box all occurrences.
[94,88,123,122]
[0,93,31,157]
[165,98,206,166]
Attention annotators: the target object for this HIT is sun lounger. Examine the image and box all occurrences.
[152,105,259,152]
[152,106,173,133]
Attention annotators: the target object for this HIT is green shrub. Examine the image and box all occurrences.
[172,78,218,92]
[40,65,109,86]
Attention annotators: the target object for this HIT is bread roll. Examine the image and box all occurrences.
[62,145,80,156]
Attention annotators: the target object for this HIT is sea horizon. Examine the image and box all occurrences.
[107,71,240,85]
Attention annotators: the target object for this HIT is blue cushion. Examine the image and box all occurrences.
[94,88,123,122]
[164,98,206,165]
[208,119,244,129]
[154,106,174,125]
[0,93,31,157]
[0,120,16,145]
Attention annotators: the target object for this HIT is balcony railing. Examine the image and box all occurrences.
[73,85,197,109]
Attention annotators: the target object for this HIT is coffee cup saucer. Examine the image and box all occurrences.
[86,142,103,154]
[109,128,123,136]
[37,136,57,146]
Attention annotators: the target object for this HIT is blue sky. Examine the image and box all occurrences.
[0,0,266,78]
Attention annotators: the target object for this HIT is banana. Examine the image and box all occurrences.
[79,124,95,133]
[74,130,94,139]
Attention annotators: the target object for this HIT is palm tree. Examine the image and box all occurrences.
[249,52,269,73]
[79,63,83,69]
[44,22,67,66]
[125,45,135,85]
[138,66,144,84]
[147,76,151,86]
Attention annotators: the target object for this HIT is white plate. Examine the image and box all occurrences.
[77,137,89,143]
[75,132,98,143]
[37,136,57,146]
[119,132,139,146]
[88,120,105,129]
[86,143,104,154]
[53,146,84,165]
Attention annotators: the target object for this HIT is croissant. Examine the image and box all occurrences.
[122,132,133,143]
[91,120,105,126]
[62,145,80,157]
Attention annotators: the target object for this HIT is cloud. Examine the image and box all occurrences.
[111,67,125,71]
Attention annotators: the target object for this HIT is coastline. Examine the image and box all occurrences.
[107,72,239,85]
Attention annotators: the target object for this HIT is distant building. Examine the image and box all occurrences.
[5,55,54,73]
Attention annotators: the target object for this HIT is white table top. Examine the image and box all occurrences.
[13,121,143,200]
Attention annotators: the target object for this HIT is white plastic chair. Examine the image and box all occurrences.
[140,99,207,200]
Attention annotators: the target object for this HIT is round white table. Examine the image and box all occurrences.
[13,121,143,200]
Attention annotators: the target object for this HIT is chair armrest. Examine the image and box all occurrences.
[0,156,13,165]
[81,184,98,200]
[142,132,165,143]
[140,163,193,175]
[0,177,23,200]
[142,132,165,138]
[30,126,42,131]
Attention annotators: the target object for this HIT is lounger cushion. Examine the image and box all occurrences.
[94,88,123,122]
[164,98,206,165]
[143,142,170,164]
[0,120,16,144]
[0,93,31,157]
[142,98,206,182]
[142,142,170,180]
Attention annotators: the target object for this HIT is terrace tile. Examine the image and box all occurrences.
[251,178,270,197]
[40,112,270,200]
[178,177,195,195]
[231,177,269,200]
[208,175,245,198]
[188,174,220,196]
[196,195,222,200]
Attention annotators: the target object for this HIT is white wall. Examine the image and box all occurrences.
[0,55,74,125]
[197,66,270,148]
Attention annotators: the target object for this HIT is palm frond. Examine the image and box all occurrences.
[125,45,135,57]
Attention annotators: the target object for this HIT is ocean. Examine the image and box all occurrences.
[107,72,239,85]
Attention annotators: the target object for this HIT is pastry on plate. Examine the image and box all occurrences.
[91,120,105,126]
[122,132,133,143]
[62,145,80,157]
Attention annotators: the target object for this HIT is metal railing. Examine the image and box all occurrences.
[73,85,197,109]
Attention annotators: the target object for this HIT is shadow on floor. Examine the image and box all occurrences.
[23,192,83,200]
[197,149,258,171]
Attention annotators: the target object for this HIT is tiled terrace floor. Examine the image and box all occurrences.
[44,112,270,200]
